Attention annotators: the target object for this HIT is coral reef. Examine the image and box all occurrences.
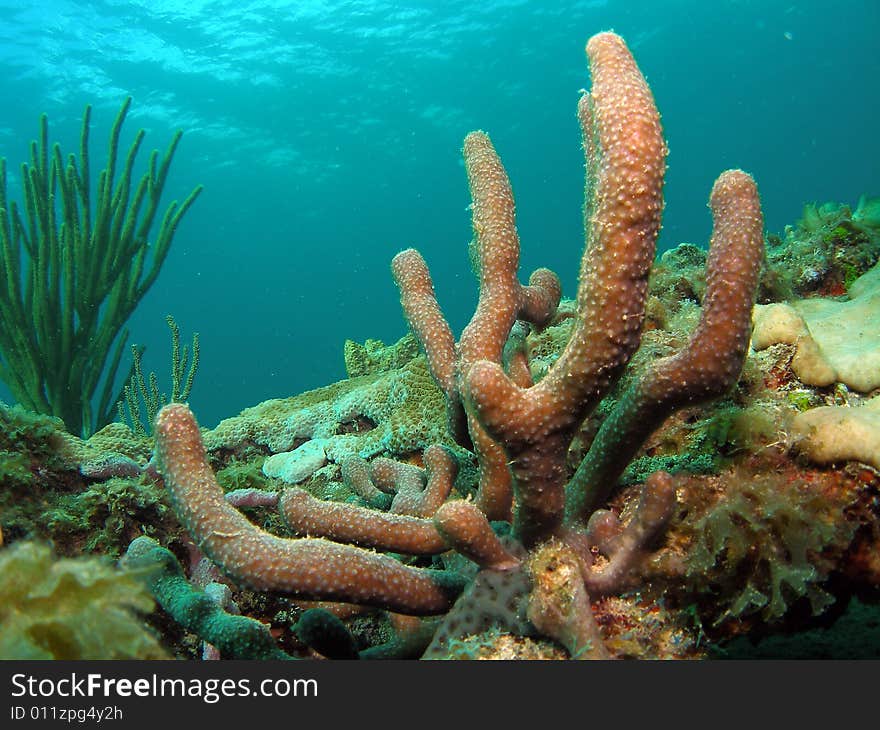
[343,333,421,378]
[121,31,782,660]
[1,32,878,663]
[205,355,451,463]
[0,400,174,560]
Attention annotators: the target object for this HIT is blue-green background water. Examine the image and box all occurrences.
[0,0,878,429]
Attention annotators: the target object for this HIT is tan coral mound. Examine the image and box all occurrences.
[791,396,880,470]
[752,263,880,391]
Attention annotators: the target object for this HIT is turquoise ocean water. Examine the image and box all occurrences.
[0,0,877,428]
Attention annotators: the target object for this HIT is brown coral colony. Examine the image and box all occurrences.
[148,31,769,658]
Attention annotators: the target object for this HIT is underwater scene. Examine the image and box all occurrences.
[0,0,879,661]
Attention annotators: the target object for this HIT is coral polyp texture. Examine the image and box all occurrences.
[130,30,773,659]
[3,31,879,661]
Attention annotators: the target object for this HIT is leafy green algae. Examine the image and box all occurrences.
[0,541,166,659]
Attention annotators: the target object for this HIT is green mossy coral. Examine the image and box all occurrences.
[0,451,33,488]
[0,401,69,464]
[84,422,153,464]
[45,477,176,557]
[759,196,880,302]
[123,536,291,660]
[0,401,181,556]
[216,457,274,492]
[344,333,420,377]
[652,197,880,307]
[0,540,166,659]
[612,399,786,490]
[0,402,86,546]
[648,243,708,309]
[613,402,767,487]
[206,354,450,462]
[525,301,576,382]
[623,452,719,485]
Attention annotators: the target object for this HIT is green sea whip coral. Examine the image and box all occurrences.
[0,97,202,437]
[118,314,200,436]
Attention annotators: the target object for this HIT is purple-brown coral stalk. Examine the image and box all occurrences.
[463,32,668,545]
[153,403,461,614]
[565,169,764,522]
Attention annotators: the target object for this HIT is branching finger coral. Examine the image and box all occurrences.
[145,31,764,660]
